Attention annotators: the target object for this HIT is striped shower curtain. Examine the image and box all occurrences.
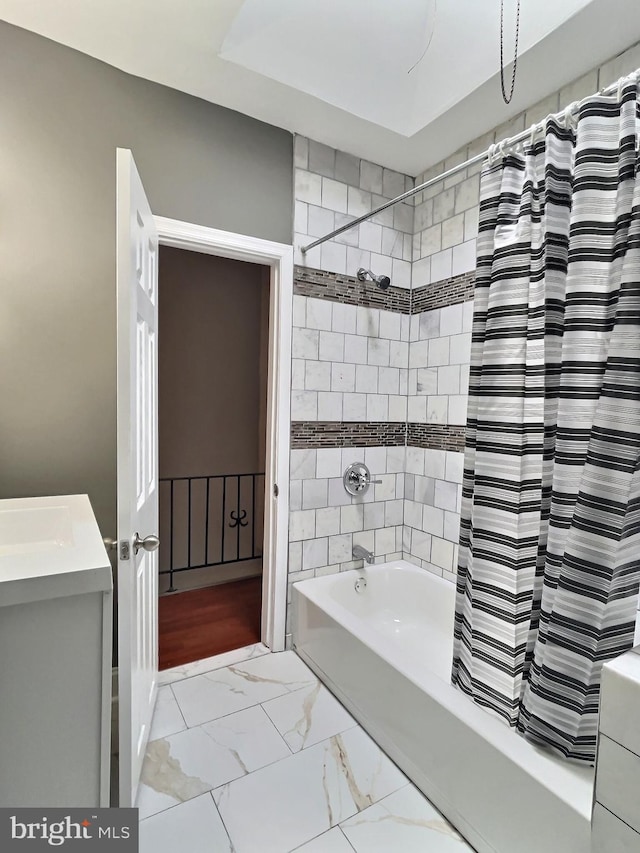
[451,77,640,763]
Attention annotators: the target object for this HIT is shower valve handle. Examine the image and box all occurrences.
[343,462,381,495]
[348,471,382,487]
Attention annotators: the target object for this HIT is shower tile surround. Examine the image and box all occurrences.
[289,268,409,644]
[288,42,640,640]
[291,135,472,620]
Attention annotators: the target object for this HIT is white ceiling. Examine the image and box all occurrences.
[2,0,640,175]
[220,0,590,137]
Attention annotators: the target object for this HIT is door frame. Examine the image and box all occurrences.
[154,216,292,652]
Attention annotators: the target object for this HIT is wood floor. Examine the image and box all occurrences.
[159,576,262,670]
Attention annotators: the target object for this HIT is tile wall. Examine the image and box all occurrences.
[402,291,472,576]
[287,279,412,640]
[288,140,414,643]
[291,293,410,425]
[293,137,413,287]
[287,41,640,639]
[287,445,405,623]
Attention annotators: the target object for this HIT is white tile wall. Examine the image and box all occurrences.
[407,303,472,430]
[290,43,640,591]
[294,136,414,284]
[292,295,409,422]
[286,444,406,631]
[402,446,463,578]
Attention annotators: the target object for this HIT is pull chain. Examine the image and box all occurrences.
[500,0,521,105]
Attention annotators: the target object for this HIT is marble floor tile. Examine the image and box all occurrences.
[171,651,318,727]
[140,651,469,853]
[139,793,232,853]
[199,704,291,773]
[262,682,356,752]
[149,686,187,741]
[213,726,406,853]
[293,827,355,852]
[340,784,471,852]
[136,727,225,819]
[158,643,270,686]
[137,705,291,819]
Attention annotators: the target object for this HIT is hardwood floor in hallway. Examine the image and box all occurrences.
[159,576,262,670]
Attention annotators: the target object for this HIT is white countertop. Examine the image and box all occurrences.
[0,495,112,606]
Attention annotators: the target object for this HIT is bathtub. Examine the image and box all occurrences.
[292,561,594,853]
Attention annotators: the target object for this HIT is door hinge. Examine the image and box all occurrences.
[120,541,130,561]
[273,483,279,497]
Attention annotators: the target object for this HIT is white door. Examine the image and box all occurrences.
[116,149,159,808]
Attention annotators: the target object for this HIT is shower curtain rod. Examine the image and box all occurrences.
[301,69,638,256]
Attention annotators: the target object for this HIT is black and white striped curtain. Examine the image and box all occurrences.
[451,78,640,763]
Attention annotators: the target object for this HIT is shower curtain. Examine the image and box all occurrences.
[451,77,640,763]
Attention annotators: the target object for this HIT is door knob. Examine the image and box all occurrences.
[133,533,160,555]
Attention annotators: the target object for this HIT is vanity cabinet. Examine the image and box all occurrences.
[0,495,112,807]
[593,647,640,852]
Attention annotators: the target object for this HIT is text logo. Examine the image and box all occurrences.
[1,809,137,851]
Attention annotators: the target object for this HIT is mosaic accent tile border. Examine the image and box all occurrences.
[294,266,411,313]
[407,423,466,452]
[294,266,475,315]
[291,421,407,448]
[411,272,475,314]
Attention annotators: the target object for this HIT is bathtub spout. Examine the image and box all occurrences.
[352,544,375,564]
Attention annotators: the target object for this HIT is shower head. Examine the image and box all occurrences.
[356,268,391,290]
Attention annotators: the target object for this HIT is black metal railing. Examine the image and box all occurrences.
[159,472,265,592]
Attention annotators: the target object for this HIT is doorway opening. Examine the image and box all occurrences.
[157,246,270,670]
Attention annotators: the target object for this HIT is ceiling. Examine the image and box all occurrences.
[2,0,640,175]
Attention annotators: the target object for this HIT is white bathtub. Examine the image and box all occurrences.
[293,561,594,853]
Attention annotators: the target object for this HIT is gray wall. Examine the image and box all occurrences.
[0,21,293,537]
[159,248,268,480]
[158,248,268,593]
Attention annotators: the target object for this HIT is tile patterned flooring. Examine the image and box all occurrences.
[138,643,473,853]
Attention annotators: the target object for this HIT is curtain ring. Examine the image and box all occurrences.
[570,102,579,130]
[617,71,637,102]
[487,143,496,165]
[563,103,577,131]
[628,70,640,93]
[489,142,504,164]
[529,122,538,148]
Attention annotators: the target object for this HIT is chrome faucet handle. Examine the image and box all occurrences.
[343,462,381,495]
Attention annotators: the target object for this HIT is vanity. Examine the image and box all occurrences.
[0,495,112,807]
[592,645,640,852]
